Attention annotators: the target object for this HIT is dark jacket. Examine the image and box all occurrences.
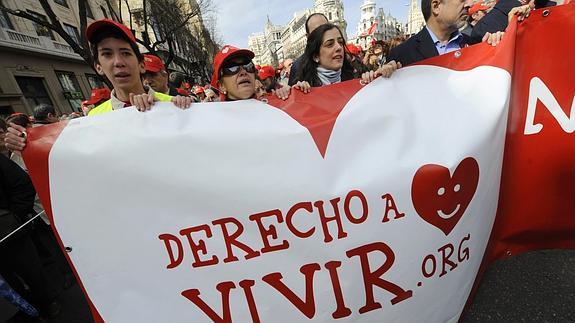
[0,154,36,219]
[470,0,522,43]
[387,27,471,67]
[288,55,303,86]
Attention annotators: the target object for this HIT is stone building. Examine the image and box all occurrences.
[0,0,115,116]
[407,0,425,35]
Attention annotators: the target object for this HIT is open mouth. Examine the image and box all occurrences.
[237,79,252,87]
[114,72,131,81]
[437,204,460,219]
[333,55,343,60]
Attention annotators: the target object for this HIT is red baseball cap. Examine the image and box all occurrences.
[144,54,165,73]
[469,2,490,15]
[258,65,275,80]
[86,19,136,44]
[192,85,205,95]
[346,43,361,55]
[211,45,255,88]
[82,88,111,106]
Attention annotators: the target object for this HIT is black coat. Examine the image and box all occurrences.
[387,28,472,67]
[288,55,303,86]
[470,0,522,44]
[0,154,35,219]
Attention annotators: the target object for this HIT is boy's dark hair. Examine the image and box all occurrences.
[90,26,144,64]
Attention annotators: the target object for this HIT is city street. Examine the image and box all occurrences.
[2,249,573,322]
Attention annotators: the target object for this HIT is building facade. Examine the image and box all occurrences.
[0,0,114,117]
[354,0,403,50]
[407,0,425,35]
[248,0,348,66]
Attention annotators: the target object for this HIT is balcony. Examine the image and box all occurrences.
[0,27,82,61]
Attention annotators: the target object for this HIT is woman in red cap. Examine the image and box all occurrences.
[210,45,294,101]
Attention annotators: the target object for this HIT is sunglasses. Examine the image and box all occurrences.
[221,61,256,76]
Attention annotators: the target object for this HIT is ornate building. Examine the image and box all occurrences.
[407,0,425,35]
[248,0,348,66]
[314,0,347,39]
[354,0,403,50]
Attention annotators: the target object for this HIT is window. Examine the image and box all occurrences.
[63,23,80,44]
[53,0,69,8]
[15,76,53,109]
[27,11,55,40]
[86,74,105,89]
[0,0,13,29]
[56,71,83,111]
[328,12,332,20]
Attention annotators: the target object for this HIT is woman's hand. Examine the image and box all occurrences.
[273,86,291,100]
[293,81,311,94]
[361,60,402,84]
[4,123,27,151]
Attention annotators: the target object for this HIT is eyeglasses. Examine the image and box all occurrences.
[221,61,256,76]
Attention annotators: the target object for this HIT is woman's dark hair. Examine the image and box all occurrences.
[6,113,31,128]
[295,23,354,87]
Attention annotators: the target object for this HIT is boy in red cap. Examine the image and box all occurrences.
[5,19,191,151]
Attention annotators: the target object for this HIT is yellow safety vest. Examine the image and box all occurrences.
[88,91,173,116]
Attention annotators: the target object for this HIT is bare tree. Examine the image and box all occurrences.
[0,0,220,86]
[0,0,103,83]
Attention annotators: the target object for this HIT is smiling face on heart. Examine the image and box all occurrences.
[411,157,480,235]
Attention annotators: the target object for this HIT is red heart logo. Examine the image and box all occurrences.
[411,157,479,235]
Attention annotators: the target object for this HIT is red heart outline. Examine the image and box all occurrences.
[411,157,480,235]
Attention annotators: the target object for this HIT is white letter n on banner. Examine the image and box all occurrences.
[524,77,575,135]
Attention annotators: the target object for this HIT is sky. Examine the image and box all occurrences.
[208,0,410,48]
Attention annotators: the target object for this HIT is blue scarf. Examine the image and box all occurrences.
[316,66,342,86]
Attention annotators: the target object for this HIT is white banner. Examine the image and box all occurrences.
[47,65,510,322]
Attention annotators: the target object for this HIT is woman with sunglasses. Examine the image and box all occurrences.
[292,24,401,92]
[210,45,291,101]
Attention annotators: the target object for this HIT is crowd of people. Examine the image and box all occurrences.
[0,0,568,321]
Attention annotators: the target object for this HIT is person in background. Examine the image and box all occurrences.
[254,78,268,101]
[470,0,538,43]
[143,54,180,96]
[0,151,61,319]
[32,104,58,126]
[81,88,111,116]
[192,85,206,101]
[346,43,369,76]
[362,40,387,70]
[203,88,219,102]
[258,65,281,93]
[169,72,191,97]
[278,58,294,86]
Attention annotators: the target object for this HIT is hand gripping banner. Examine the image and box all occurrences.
[22,4,575,322]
